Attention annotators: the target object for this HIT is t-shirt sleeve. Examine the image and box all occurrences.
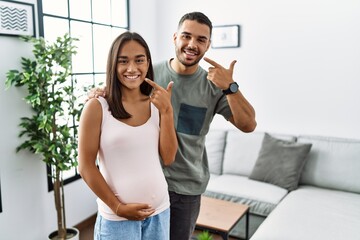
[215,94,232,121]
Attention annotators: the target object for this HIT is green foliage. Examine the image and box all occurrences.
[197,230,213,240]
[5,33,80,238]
[6,34,80,171]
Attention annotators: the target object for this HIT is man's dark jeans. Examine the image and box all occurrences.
[169,191,201,240]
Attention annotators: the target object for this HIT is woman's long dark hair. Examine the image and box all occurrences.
[105,31,154,119]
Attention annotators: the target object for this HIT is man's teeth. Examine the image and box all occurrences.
[185,51,196,56]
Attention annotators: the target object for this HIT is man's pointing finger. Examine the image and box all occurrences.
[204,57,222,68]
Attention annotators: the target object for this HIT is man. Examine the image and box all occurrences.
[90,11,256,240]
[154,12,256,240]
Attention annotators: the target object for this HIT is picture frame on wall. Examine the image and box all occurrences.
[211,24,240,49]
[0,0,36,37]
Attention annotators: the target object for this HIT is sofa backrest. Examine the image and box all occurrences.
[222,130,296,177]
[298,135,360,194]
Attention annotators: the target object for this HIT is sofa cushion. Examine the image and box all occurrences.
[251,186,360,240]
[205,130,227,175]
[222,131,264,176]
[222,131,296,177]
[298,135,360,193]
[204,174,288,216]
[249,133,312,191]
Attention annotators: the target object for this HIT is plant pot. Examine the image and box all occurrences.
[48,227,79,240]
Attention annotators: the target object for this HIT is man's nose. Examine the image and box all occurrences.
[188,38,196,49]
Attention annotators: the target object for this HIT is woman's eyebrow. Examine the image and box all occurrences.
[117,54,146,59]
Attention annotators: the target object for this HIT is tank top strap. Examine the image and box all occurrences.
[149,102,160,127]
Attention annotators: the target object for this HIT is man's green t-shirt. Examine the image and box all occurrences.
[154,59,232,195]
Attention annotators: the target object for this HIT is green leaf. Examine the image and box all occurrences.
[197,231,213,240]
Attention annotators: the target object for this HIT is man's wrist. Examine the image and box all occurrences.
[223,82,239,95]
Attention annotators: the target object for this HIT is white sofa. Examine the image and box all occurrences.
[203,129,360,239]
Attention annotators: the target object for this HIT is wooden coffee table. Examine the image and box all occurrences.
[196,196,250,240]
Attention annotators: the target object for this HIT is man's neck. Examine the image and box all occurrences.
[170,58,198,75]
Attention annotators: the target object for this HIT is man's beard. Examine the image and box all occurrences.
[179,57,201,67]
[176,47,203,67]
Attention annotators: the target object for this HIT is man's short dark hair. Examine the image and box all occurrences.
[178,12,213,37]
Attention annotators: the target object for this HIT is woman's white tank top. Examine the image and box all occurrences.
[96,97,169,221]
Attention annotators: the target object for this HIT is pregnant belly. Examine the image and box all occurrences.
[113,173,169,209]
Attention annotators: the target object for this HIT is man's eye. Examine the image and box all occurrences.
[182,34,190,39]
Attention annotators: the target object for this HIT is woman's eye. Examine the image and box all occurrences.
[118,59,127,64]
[136,58,146,63]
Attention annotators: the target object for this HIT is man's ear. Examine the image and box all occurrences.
[206,39,211,51]
[173,32,177,43]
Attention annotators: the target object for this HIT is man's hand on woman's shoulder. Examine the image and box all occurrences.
[86,87,106,102]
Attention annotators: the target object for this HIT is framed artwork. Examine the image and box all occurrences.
[211,24,240,49]
[0,0,36,37]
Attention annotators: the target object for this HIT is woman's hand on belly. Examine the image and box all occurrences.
[117,203,155,221]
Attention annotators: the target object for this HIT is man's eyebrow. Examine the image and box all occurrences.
[181,31,191,35]
[181,31,208,41]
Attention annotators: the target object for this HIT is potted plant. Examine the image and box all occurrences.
[196,230,213,240]
[5,33,81,239]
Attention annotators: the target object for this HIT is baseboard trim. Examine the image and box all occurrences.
[74,213,97,231]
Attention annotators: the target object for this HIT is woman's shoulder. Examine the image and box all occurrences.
[83,97,103,114]
[87,96,108,107]
[80,97,103,125]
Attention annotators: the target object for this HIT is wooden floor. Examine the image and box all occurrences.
[77,214,238,240]
[79,224,94,240]
[75,214,96,240]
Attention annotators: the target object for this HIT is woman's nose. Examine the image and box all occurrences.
[127,61,136,72]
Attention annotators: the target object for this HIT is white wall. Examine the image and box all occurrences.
[128,0,159,61]
[131,0,360,139]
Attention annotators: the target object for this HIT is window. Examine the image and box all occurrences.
[38,0,129,190]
